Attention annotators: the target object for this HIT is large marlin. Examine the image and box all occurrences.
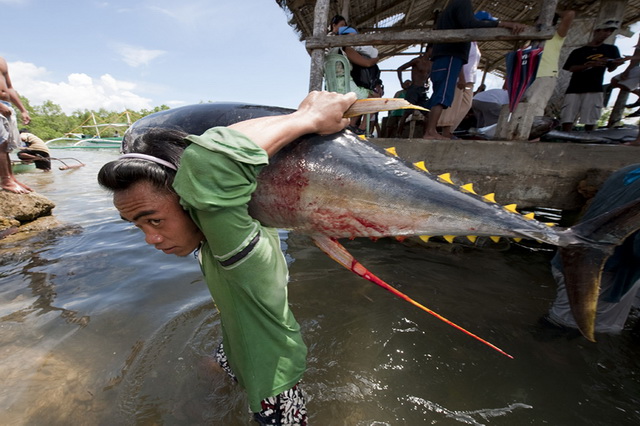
[123,102,640,350]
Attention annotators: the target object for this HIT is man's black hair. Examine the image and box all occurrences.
[97,128,188,193]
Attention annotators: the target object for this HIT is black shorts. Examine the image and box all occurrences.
[215,343,308,425]
[405,84,429,109]
[18,149,51,170]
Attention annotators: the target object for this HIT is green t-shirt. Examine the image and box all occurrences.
[173,127,307,412]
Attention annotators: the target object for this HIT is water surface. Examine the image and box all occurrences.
[1,149,639,425]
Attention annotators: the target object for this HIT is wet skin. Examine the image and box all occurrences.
[114,181,204,257]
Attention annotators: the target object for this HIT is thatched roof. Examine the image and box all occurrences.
[276,0,640,76]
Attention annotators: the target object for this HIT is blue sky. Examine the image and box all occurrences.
[2,0,313,113]
[2,0,640,115]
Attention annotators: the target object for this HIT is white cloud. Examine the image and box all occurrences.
[147,1,218,27]
[9,61,153,114]
[113,43,166,67]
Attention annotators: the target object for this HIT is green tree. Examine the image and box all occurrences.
[19,96,170,141]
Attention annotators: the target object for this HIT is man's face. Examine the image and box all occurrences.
[593,28,615,43]
[114,181,204,257]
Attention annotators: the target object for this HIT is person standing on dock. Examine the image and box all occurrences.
[423,0,527,139]
[0,56,31,193]
[512,9,575,119]
[396,46,433,135]
[98,90,356,425]
[560,19,623,132]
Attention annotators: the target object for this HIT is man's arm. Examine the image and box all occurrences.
[497,20,528,34]
[8,88,30,125]
[228,91,356,157]
[1,59,30,124]
[556,10,575,38]
[397,58,416,85]
[342,47,378,67]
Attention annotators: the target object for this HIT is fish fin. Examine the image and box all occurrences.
[504,204,518,213]
[385,147,398,156]
[460,183,476,194]
[311,235,513,358]
[443,235,455,243]
[560,198,640,341]
[413,161,429,173]
[483,193,496,203]
[467,235,477,243]
[523,212,535,220]
[438,173,453,184]
[343,98,428,118]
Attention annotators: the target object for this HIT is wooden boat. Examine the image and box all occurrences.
[45,111,129,149]
[11,161,36,173]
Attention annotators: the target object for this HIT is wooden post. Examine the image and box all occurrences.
[309,0,331,92]
[600,0,632,127]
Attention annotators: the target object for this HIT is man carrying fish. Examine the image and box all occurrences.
[98,90,356,425]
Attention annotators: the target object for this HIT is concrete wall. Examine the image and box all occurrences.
[370,138,640,211]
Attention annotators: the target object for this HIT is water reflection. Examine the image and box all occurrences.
[1,149,639,425]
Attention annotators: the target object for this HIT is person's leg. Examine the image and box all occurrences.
[424,56,461,139]
[0,151,30,193]
[253,384,307,426]
[424,104,446,139]
[560,93,580,132]
[581,92,603,132]
[0,114,32,192]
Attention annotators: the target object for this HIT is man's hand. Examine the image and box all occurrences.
[500,21,528,35]
[20,110,31,125]
[295,91,356,135]
[0,102,12,118]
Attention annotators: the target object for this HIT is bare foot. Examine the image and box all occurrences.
[423,130,449,140]
[1,177,30,194]
[15,179,32,192]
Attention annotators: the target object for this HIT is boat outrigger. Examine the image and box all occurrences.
[46,111,131,149]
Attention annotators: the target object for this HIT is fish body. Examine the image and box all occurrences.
[541,127,639,144]
[125,103,640,342]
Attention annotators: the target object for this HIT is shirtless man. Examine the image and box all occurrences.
[396,47,432,135]
[0,56,31,193]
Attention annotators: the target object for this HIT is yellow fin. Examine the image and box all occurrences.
[444,235,455,243]
[460,183,476,194]
[523,213,535,220]
[490,236,501,243]
[419,235,431,242]
[513,238,522,242]
[546,223,556,227]
[413,161,429,172]
[438,173,453,184]
[467,235,478,243]
[483,193,496,203]
[385,147,398,156]
[504,204,518,213]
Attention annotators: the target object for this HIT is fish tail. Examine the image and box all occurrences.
[559,198,640,341]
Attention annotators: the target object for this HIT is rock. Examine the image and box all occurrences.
[0,191,59,241]
[0,191,55,222]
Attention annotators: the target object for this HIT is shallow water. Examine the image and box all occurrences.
[1,149,639,425]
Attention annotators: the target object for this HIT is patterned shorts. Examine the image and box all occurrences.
[215,343,308,426]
